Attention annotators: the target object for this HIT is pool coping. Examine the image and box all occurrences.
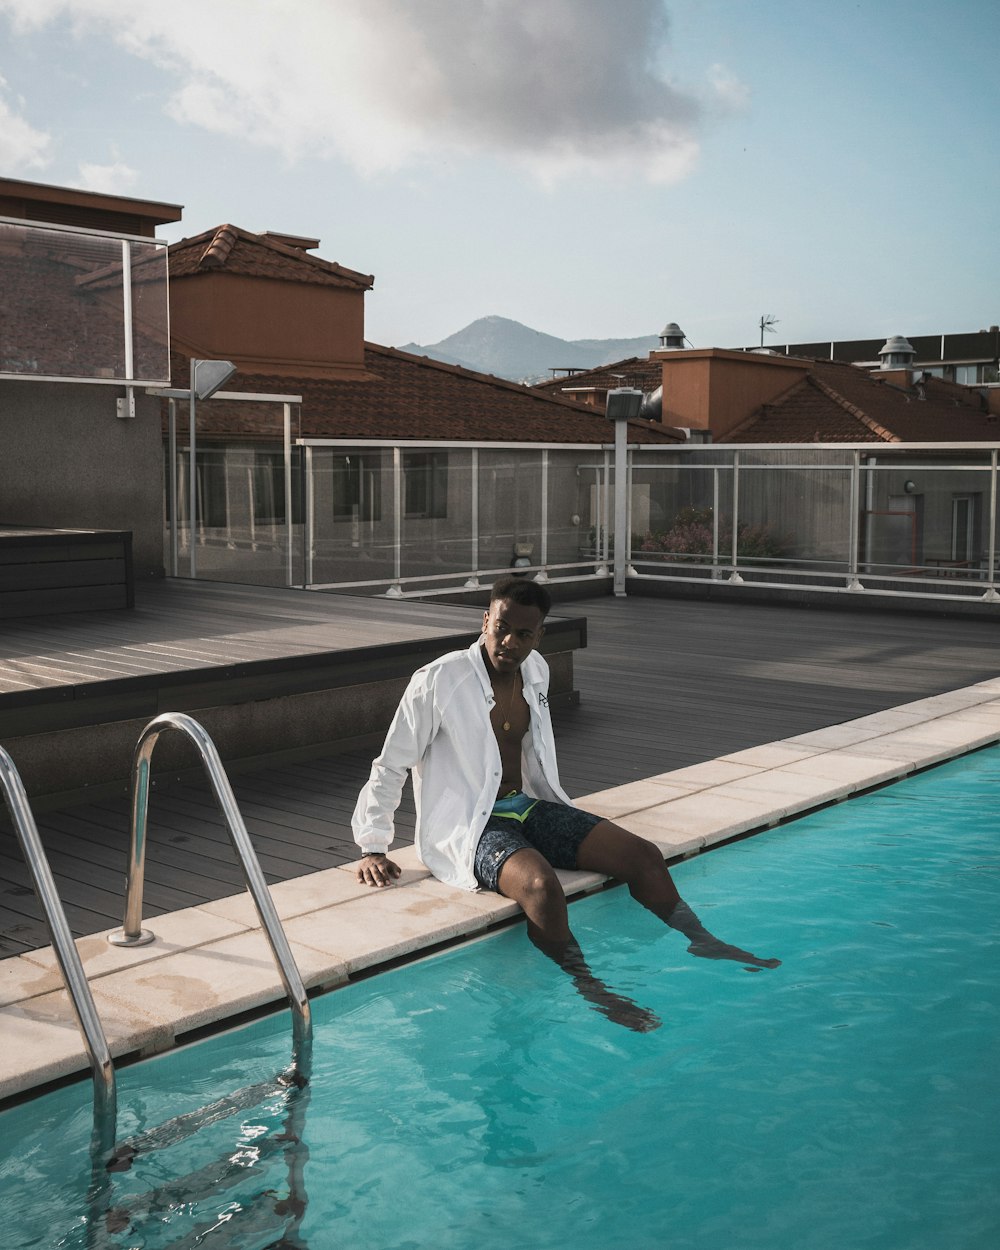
[2,675,999,1104]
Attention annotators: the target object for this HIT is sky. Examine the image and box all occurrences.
[1,0,998,352]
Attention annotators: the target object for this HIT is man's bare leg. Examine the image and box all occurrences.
[496,849,661,1032]
[577,821,781,969]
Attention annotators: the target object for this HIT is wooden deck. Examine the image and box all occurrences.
[2,591,998,955]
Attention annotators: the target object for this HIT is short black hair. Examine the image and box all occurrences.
[489,574,551,618]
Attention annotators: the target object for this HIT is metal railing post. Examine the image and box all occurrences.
[168,398,179,577]
[537,449,549,582]
[465,448,480,588]
[284,402,294,588]
[728,451,743,583]
[984,449,999,602]
[188,360,198,579]
[612,420,628,596]
[388,446,403,597]
[304,445,315,588]
[847,450,864,591]
[712,466,721,578]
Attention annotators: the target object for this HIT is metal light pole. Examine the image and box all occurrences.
[606,388,643,597]
[187,359,237,578]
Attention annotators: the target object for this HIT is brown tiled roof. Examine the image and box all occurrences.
[168,224,374,290]
[727,358,998,443]
[533,355,663,395]
[171,342,683,444]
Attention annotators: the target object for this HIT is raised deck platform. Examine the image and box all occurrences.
[0,578,584,806]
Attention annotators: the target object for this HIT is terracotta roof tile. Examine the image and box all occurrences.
[533,355,663,395]
[171,342,683,445]
[168,224,374,290]
[728,357,998,443]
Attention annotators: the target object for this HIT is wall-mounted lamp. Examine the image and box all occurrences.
[903,480,918,494]
[192,359,237,400]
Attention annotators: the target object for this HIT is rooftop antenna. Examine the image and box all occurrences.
[758,313,779,348]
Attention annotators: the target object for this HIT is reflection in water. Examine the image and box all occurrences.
[81,1056,314,1248]
[531,931,662,1033]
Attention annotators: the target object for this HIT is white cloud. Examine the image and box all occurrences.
[708,63,750,112]
[74,160,138,192]
[0,75,51,170]
[0,0,710,185]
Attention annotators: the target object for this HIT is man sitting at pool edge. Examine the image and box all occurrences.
[352,574,779,1031]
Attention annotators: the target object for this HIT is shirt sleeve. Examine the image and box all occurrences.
[351,669,438,854]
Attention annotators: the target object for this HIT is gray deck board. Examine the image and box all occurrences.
[0,580,487,698]
[2,593,998,955]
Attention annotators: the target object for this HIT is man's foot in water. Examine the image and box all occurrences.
[685,938,781,970]
[667,901,780,970]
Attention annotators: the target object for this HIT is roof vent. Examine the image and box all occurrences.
[658,322,686,350]
[878,334,916,370]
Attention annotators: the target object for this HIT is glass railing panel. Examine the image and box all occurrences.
[0,222,169,382]
[129,240,170,382]
[630,459,732,577]
[304,446,395,589]
[398,448,476,586]
[861,457,996,592]
[165,401,304,586]
[478,450,544,576]
[545,449,601,572]
[733,463,855,582]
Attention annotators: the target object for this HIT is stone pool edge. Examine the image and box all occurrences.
[2,676,999,1103]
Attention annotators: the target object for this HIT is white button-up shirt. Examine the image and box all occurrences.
[352,638,575,890]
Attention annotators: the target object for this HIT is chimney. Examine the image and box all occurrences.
[650,345,811,438]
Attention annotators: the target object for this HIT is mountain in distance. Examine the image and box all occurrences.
[398,315,660,384]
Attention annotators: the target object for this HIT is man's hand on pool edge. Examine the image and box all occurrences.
[357,852,402,887]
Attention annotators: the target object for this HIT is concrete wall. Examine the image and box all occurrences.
[0,379,165,579]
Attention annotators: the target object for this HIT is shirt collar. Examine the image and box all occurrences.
[466,636,543,696]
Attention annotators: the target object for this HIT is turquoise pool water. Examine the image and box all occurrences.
[2,746,999,1249]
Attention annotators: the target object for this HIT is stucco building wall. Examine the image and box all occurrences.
[0,380,165,579]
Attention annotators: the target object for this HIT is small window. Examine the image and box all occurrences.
[404,451,448,519]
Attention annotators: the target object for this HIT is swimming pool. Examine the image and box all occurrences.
[2,745,998,1249]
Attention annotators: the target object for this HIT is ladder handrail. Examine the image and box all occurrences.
[108,713,312,1067]
[0,747,117,1140]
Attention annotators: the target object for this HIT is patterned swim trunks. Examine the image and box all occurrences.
[473,793,604,892]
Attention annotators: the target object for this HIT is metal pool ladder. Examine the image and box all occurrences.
[108,711,312,1070]
[0,747,117,1143]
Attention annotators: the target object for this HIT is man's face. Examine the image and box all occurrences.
[482,597,545,675]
